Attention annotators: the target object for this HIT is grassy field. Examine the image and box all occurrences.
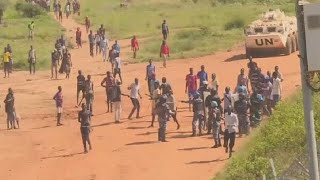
[214,91,320,179]
[0,1,64,70]
[74,0,296,62]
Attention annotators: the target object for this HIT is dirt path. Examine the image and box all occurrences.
[0,15,301,180]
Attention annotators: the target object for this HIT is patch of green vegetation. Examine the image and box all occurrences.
[214,91,320,179]
[75,0,296,62]
[0,0,64,70]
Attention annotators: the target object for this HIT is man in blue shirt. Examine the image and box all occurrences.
[197,65,208,88]
[112,40,121,55]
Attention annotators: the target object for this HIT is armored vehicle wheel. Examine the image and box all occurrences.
[284,37,292,55]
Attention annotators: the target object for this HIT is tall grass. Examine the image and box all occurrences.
[0,1,63,70]
[75,0,296,62]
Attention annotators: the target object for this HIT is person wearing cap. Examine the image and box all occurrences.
[197,65,208,88]
[234,92,250,137]
[112,79,123,123]
[4,88,17,129]
[210,101,222,148]
[224,105,238,158]
[150,80,161,127]
[154,95,174,142]
[181,91,204,136]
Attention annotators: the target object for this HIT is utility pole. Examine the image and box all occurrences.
[295,1,320,179]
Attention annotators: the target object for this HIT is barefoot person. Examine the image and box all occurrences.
[78,103,92,154]
[53,86,63,126]
[159,40,169,68]
[127,78,142,119]
[101,71,115,112]
[4,88,16,129]
[131,35,139,58]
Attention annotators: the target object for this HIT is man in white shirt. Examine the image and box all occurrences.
[100,36,109,62]
[271,73,282,108]
[224,105,238,158]
[211,73,219,93]
[128,78,142,119]
[113,54,122,83]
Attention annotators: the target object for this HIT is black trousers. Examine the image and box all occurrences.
[224,129,235,149]
[29,63,36,74]
[81,127,91,150]
[89,43,94,56]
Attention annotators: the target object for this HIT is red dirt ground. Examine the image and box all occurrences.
[0,15,301,180]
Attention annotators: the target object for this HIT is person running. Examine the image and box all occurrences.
[166,90,180,129]
[76,27,82,48]
[131,35,139,58]
[112,40,120,55]
[112,79,123,123]
[101,71,115,112]
[28,21,35,40]
[210,101,222,148]
[3,47,11,78]
[77,70,86,105]
[113,53,122,83]
[88,30,95,57]
[127,78,142,119]
[149,80,161,127]
[84,75,94,116]
[78,103,92,153]
[181,91,204,136]
[159,77,172,95]
[85,16,90,34]
[145,59,156,95]
[28,45,36,75]
[155,95,174,142]
[185,67,197,111]
[100,36,109,62]
[197,65,208,88]
[4,88,16,129]
[161,20,169,40]
[95,30,101,55]
[210,73,219,93]
[60,49,72,79]
[53,86,63,126]
[159,40,169,68]
[224,105,238,158]
[234,92,250,137]
[51,49,60,79]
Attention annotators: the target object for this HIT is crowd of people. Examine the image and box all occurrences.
[2,1,284,157]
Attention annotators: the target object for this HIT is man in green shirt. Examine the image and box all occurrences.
[28,21,35,40]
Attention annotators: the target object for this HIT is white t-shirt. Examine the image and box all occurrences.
[211,79,219,91]
[130,83,140,99]
[271,78,281,96]
[225,112,238,133]
[115,57,121,69]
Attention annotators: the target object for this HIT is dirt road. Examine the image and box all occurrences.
[0,15,301,180]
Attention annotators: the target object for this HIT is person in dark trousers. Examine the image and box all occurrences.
[127,78,142,119]
[205,89,222,134]
[154,95,174,142]
[234,92,250,137]
[4,88,17,129]
[112,80,123,123]
[77,70,86,105]
[78,103,92,154]
[76,27,82,48]
[84,75,94,116]
[161,20,169,40]
[166,90,180,129]
[88,30,95,57]
[159,77,172,95]
[101,71,115,112]
[28,45,36,74]
[210,101,222,148]
[145,59,156,95]
[149,80,161,127]
[51,49,60,79]
[131,35,139,58]
[224,105,238,158]
[85,16,90,33]
[53,86,63,126]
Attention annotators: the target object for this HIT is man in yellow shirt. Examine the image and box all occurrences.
[3,48,11,78]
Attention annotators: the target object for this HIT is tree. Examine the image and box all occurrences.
[0,0,10,24]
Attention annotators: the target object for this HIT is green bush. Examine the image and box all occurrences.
[15,1,44,18]
[224,17,245,30]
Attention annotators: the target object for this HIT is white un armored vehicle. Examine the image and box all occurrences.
[244,9,298,57]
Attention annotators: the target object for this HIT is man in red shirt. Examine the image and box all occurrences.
[185,68,197,111]
[101,71,115,113]
[159,40,169,68]
[76,27,82,48]
[131,35,139,58]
